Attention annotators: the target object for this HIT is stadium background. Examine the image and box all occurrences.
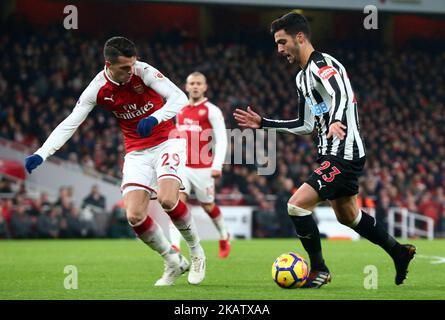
[1,0,445,302]
[1,0,445,240]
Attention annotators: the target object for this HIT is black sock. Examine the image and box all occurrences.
[289,214,326,271]
[353,211,401,258]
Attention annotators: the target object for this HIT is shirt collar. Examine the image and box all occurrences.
[302,50,317,71]
[190,98,208,107]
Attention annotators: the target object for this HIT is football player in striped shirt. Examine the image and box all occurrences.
[234,12,415,288]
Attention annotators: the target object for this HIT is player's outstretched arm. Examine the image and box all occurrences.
[25,83,97,174]
[261,104,314,135]
[234,102,314,136]
[233,106,262,129]
[261,87,314,135]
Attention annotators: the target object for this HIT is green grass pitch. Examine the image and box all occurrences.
[0,239,444,300]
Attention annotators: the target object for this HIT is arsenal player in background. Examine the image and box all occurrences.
[24,36,206,286]
[171,72,231,258]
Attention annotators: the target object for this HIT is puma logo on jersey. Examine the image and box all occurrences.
[317,180,326,190]
[104,95,114,102]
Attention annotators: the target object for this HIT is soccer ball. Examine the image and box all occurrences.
[272,252,309,288]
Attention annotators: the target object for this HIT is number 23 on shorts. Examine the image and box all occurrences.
[314,161,341,182]
[161,153,180,167]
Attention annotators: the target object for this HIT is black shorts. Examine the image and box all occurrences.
[305,155,366,201]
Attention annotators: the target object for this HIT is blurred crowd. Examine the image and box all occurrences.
[1,18,445,238]
[0,175,133,239]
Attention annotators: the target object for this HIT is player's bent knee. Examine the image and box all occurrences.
[158,196,178,212]
[124,202,148,225]
[157,182,180,211]
[336,216,350,225]
[337,212,359,226]
[126,211,146,226]
[123,190,150,225]
[287,203,312,217]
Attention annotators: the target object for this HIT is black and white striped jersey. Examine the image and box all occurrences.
[261,51,366,161]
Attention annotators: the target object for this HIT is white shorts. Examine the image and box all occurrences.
[121,139,186,199]
[180,166,215,203]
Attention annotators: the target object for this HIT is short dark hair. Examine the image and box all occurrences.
[103,36,137,63]
[270,12,311,39]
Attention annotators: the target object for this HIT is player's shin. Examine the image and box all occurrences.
[207,205,229,240]
[347,210,401,257]
[166,200,203,256]
[168,220,182,251]
[131,215,178,263]
[288,204,327,271]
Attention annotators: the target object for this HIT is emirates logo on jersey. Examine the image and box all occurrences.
[318,66,337,80]
[177,118,202,132]
[112,102,154,120]
[184,118,197,125]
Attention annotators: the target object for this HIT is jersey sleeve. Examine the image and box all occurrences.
[136,62,188,123]
[309,60,348,125]
[260,89,314,135]
[34,81,97,161]
[207,103,228,171]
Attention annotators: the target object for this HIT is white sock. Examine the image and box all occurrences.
[167,200,204,256]
[134,220,171,255]
[168,220,182,249]
[173,215,203,255]
[161,249,181,265]
[212,215,229,240]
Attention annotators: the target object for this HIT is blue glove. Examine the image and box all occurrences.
[25,154,43,174]
[137,116,159,137]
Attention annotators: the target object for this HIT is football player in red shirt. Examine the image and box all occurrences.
[25,37,205,286]
[172,72,230,258]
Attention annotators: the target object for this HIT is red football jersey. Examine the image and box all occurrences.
[98,67,173,153]
[35,61,188,160]
[176,98,227,170]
